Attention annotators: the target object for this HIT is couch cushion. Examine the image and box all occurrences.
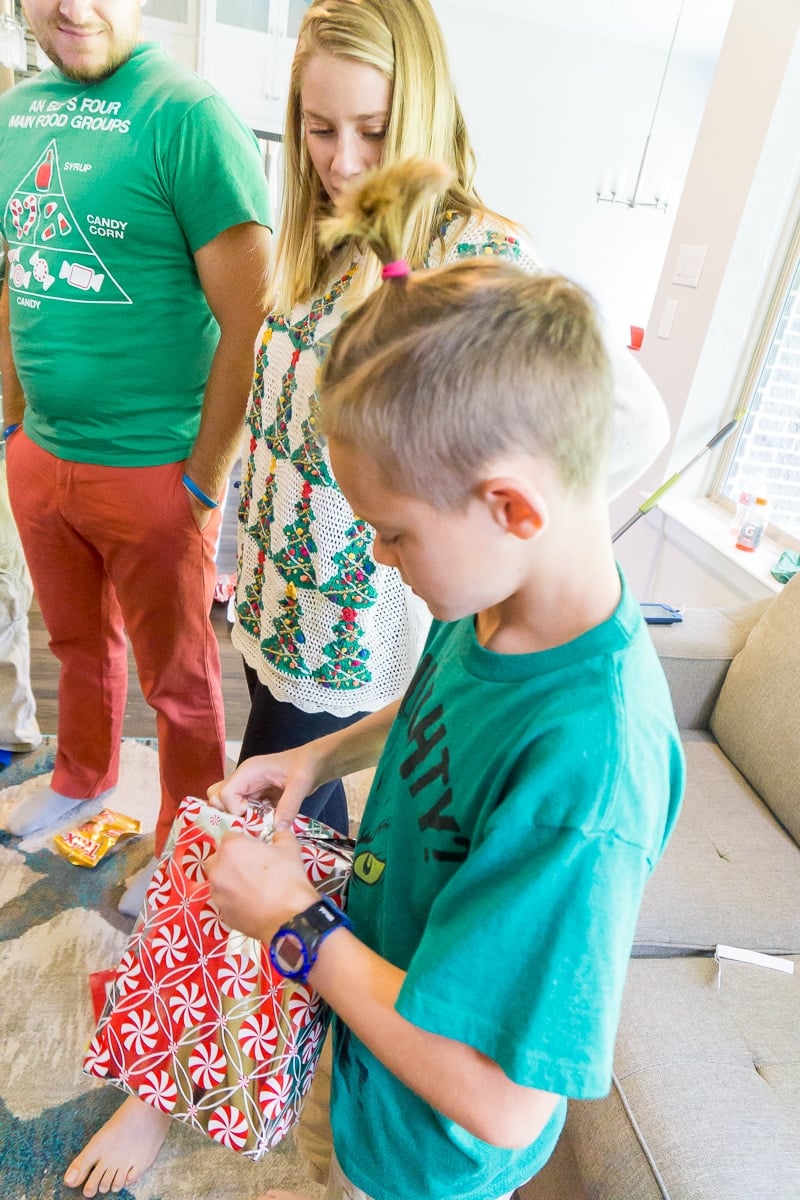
[710,573,800,843]
[540,956,800,1200]
[520,1080,663,1200]
[649,597,771,730]
[634,739,800,954]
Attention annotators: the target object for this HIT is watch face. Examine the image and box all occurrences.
[271,931,307,978]
[270,898,351,982]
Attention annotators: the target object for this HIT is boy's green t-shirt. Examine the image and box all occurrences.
[0,43,271,465]
[333,577,685,1200]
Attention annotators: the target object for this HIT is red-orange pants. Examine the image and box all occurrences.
[6,432,226,853]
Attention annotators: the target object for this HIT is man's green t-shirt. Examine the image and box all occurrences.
[0,43,271,465]
[333,576,685,1200]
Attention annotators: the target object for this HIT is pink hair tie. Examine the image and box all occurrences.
[381,259,410,280]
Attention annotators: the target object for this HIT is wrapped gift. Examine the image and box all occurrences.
[88,968,117,1023]
[83,796,353,1160]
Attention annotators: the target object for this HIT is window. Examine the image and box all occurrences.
[715,213,800,548]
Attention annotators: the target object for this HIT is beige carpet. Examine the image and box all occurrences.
[0,737,345,1200]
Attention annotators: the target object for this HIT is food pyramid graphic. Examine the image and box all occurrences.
[4,140,131,304]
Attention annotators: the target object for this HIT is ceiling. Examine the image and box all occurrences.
[452,0,734,61]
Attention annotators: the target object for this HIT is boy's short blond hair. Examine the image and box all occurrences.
[320,166,614,508]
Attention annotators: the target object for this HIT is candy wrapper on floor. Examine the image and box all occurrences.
[54,808,141,867]
[83,796,354,1160]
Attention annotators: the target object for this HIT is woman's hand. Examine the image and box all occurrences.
[206,744,327,826]
[206,829,318,942]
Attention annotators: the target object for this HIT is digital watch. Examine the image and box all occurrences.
[269,896,352,982]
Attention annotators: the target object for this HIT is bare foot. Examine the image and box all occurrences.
[64,1095,172,1196]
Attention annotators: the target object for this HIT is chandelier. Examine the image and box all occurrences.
[595,1,684,212]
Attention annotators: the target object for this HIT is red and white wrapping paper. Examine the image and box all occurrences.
[83,796,353,1160]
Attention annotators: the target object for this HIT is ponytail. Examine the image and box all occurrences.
[319,161,613,508]
[318,158,454,275]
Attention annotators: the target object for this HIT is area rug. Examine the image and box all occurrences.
[0,737,324,1200]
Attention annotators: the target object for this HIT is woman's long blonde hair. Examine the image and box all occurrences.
[272,0,490,314]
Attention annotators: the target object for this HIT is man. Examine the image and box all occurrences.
[0,0,272,914]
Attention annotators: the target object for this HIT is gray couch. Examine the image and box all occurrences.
[522,572,800,1200]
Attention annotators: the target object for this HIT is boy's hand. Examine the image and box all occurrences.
[206,745,325,826]
[206,829,319,943]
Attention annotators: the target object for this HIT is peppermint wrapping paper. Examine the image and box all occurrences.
[83,796,354,1160]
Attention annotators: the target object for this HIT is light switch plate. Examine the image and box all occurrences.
[657,299,679,339]
[673,244,707,288]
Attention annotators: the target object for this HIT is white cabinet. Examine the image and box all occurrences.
[141,0,199,71]
[145,0,192,21]
[198,0,300,135]
[140,0,300,137]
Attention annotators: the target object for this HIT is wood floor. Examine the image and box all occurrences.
[27,486,251,743]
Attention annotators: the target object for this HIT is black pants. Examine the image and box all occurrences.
[239,663,367,835]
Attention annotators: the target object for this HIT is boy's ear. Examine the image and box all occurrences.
[477,477,547,540]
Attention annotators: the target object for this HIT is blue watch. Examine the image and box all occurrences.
[269,895,352,982]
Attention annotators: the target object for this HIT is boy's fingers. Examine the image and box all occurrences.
[216,832,239,848]
[272,825,296,841]
[206,781,248,814]
[205,780,224,809]
[213,832,250,860]
[273,781,312,828]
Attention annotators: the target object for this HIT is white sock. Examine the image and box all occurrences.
[5,784,115,837]
[118,855,159,919]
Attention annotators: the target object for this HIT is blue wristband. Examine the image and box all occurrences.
[182,472,219,509]
[3,423,20,442]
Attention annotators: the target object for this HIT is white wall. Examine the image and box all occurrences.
[140,18,197,69]
[433,1,717,347]
[143,0,800,607]
[437,0,800,609]
[142,2,720,353]
[612,0,800,607]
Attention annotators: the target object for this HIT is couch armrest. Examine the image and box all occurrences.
[647,597,772,729]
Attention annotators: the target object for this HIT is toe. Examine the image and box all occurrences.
[63,1152,92,1191]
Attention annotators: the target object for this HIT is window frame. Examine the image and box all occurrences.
[710,186,800,554]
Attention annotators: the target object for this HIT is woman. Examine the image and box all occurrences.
[63,1,669,1194]
[232,0,669,834]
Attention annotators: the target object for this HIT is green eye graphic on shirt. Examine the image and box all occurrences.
[353,850,385,885]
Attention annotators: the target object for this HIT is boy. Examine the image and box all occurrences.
[202,254,685,1200]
